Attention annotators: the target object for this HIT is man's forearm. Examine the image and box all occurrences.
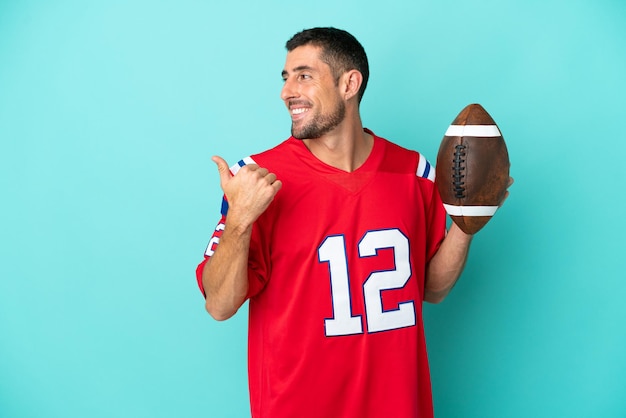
[202,222,252,320]
[424,223,473,304]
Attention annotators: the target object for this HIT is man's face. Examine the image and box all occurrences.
[280,45,345,139]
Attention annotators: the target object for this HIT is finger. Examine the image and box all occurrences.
[241,163,259,172]
[264,172,279,185]
[211,156,233,184]
[255,167,270,178]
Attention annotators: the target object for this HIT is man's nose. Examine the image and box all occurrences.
[280,77,298,101]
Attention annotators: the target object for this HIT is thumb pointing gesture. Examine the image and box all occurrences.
[210,155,282,227]
[212,155,233,188]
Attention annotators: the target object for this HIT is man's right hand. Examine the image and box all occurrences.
[212,156,283,228]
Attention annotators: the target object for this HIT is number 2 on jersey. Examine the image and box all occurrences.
[318,228,416,337]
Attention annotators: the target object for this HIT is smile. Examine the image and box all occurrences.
[291,108,309,115]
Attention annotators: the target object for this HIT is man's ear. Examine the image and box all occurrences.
[341,70,363,101]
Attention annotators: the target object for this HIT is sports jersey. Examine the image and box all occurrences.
[196,129,447,418]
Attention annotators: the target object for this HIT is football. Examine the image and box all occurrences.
[435,103,510,234]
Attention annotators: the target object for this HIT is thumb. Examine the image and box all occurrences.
[211,155,233,185]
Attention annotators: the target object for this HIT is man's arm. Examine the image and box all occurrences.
[425,177,513,303]
[202,220,253,321]
[202,156,282,321]
[424,223,472,304]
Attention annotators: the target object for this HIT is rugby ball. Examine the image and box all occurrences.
[435,104,510,234]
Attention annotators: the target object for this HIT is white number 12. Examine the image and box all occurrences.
[318,228,416,337]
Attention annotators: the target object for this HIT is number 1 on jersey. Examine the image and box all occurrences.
[319,235,364,336]
[319,229,416,337]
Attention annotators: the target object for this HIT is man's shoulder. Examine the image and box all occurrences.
[371,132,436,182]
[369,129,417,157]
[254,137,296,159]
[229,137,295,174]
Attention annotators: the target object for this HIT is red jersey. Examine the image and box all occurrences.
[197,130,447,418]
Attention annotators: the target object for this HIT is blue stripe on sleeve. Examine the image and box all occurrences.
[422,161,431,179]
[220,197,229,216]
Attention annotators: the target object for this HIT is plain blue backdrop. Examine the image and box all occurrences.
[1,0,625,417]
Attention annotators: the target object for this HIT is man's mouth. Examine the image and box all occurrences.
[289,101,311,118]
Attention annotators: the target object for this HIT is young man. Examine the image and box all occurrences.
[197,27,491,418]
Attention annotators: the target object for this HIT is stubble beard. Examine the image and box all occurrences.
[291,101,346,140]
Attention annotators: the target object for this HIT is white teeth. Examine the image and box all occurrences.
[292,108,308,115]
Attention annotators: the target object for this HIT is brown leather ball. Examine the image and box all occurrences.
[435,104,510,234]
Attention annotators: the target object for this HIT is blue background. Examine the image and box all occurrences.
[1,0,625,417]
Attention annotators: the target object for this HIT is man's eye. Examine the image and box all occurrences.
[299,74,311,80]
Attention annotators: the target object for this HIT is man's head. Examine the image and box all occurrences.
[285,27,369,103]
[281,28,369,139]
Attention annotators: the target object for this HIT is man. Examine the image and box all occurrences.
[197,27,501,418]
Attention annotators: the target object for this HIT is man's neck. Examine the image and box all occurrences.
[301,116,373,173]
